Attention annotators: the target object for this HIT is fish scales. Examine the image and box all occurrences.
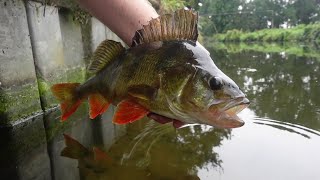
[51,9,249,128]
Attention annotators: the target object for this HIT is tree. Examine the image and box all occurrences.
[197,0,320,36]
[294,0,320,24]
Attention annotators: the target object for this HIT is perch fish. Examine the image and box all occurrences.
[51,9,249,128]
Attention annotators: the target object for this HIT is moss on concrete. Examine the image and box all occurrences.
[0,83,42,125]
[32,0,91,25]
[37,66,87,109]
[71,8,91,25]
[0,65,87,125]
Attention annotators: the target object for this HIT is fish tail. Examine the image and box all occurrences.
[61,134,89,159]
[51,83,82,121]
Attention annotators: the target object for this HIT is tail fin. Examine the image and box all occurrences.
[51,83,82,121]
[61,134,89,159]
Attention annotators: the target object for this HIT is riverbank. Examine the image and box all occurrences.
[210,23,320,43]
[204,42,320,61]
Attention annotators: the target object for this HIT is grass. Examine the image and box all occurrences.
[211,23,320,43]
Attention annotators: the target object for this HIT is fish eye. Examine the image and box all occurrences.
[209,77,223,90]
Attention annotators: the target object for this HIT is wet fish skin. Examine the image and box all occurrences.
[51,9,249,128]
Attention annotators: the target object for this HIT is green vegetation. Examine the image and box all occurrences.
[196,0,320,35]
[204,42,320,61]
[150,0,320,43]
[209,23,320,43]
[0,67,86,124]
[161,0,186,12]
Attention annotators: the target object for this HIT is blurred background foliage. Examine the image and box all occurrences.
[149,0,320,38]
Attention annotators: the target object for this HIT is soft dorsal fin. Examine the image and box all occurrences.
[131,9,198,47]
[88,40,125,74]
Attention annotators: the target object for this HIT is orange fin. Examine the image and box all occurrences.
[61,134,89,159]
[113,100,149,124]
[51,83,82,121]
[89,94,110,119]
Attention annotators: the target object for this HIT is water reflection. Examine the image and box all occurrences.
[59,43,320,179]
[61,111,320,179]
[107,119,231,179]
[209,45,320,130]
[61,122,205,180]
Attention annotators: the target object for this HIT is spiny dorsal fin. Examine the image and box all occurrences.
[88,40,125,74]
[131,9,198,47]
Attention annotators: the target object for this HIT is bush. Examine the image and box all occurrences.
[211,22,320,43]
[224,29,242,42]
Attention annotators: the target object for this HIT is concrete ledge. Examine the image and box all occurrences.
[0,0,42,124]
[0,114,51,180]
[26,2,86,109]
[1,1,128,179]
[44,105,93,180]
[32,0,80,9]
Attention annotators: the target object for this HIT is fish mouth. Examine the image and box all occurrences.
[223,97,250,115]
[221,97,250,128]
[207,97,250,128]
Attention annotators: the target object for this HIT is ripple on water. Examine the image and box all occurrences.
[197,108,320,180]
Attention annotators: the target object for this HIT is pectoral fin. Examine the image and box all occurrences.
[113,100,149,124]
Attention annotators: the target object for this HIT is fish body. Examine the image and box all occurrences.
[51,9,249,128]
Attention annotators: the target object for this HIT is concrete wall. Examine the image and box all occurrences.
[0,0,42,124]
[0,0,126,179]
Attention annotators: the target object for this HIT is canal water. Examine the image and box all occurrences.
[5,42,320,180]
[64,42,320,180]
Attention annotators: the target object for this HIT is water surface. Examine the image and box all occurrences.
[56,43,320,179]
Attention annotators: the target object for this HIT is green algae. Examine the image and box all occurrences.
[37,66,87,109]
[0,83,42,125]
[0,66,87,125]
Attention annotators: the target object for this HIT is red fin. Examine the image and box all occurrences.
[113,100,149,124]
[61,134,89,159]
[51,83,82,121]
[89,94,110,119]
